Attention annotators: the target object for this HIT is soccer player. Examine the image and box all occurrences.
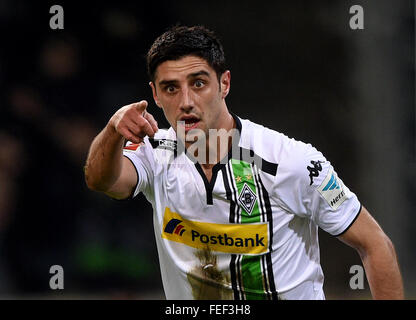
[84,25,404,299]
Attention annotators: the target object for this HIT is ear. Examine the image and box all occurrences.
[220,70,231,99]
[149,81,162,108]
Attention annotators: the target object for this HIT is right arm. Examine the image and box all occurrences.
[84,100,158,199]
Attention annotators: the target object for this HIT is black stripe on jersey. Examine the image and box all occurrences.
[222,165,242,300]
[222,166,236,224]
[238,147,278,176]
[261,158,278,176]
[257,174,279,300]
[260,255,270,299]
[222,166,241,299]
[194,162,223,205]
[236,255,244,300]
[230,255,240,300]
[226,161,241,223]
[230,113,278,177]
[252,164,271,299]
[252,164,266,223]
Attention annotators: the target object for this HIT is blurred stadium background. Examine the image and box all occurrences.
[0,0,414,299]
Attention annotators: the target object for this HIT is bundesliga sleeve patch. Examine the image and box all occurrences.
[123,142,144,151]
[317,167,348,210]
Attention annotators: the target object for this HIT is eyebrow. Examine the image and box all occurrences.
[188,70,210,79]
[158,70,210,87]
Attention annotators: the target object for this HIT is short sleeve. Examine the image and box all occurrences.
[122,138,155,200]
[274,139,361,236]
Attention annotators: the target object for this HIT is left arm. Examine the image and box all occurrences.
[337,206,404,299]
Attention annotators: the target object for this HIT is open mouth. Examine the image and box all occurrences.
[179,116,200,131]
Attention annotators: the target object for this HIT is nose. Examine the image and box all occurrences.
[179,86,194,112]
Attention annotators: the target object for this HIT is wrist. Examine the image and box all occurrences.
[106,117,125,145]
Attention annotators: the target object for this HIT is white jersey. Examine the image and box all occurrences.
[122,114,361,300]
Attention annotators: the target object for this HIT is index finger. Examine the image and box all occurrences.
[131,100,148,114]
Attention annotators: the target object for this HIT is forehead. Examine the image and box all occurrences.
[154,56,214,82]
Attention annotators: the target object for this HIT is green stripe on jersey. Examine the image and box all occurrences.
[230,159,266,299]
[231,159,260,223]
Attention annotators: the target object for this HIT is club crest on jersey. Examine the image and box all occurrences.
[238,183,257,215]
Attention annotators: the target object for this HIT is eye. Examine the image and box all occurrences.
[166,85,176,93]
[194,79,205,88]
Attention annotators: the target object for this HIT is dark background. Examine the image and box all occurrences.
[0,0,414,299]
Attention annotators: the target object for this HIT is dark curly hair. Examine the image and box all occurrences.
[146,25,227,83]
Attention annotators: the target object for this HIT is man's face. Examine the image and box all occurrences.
[150,55,230,137]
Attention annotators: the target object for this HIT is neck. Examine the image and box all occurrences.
[178,105,237,168]
[201,111,236,169]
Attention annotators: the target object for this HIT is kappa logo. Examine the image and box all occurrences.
[164,218,186,236]
[307,160,324,185]
[238,183,257,215]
